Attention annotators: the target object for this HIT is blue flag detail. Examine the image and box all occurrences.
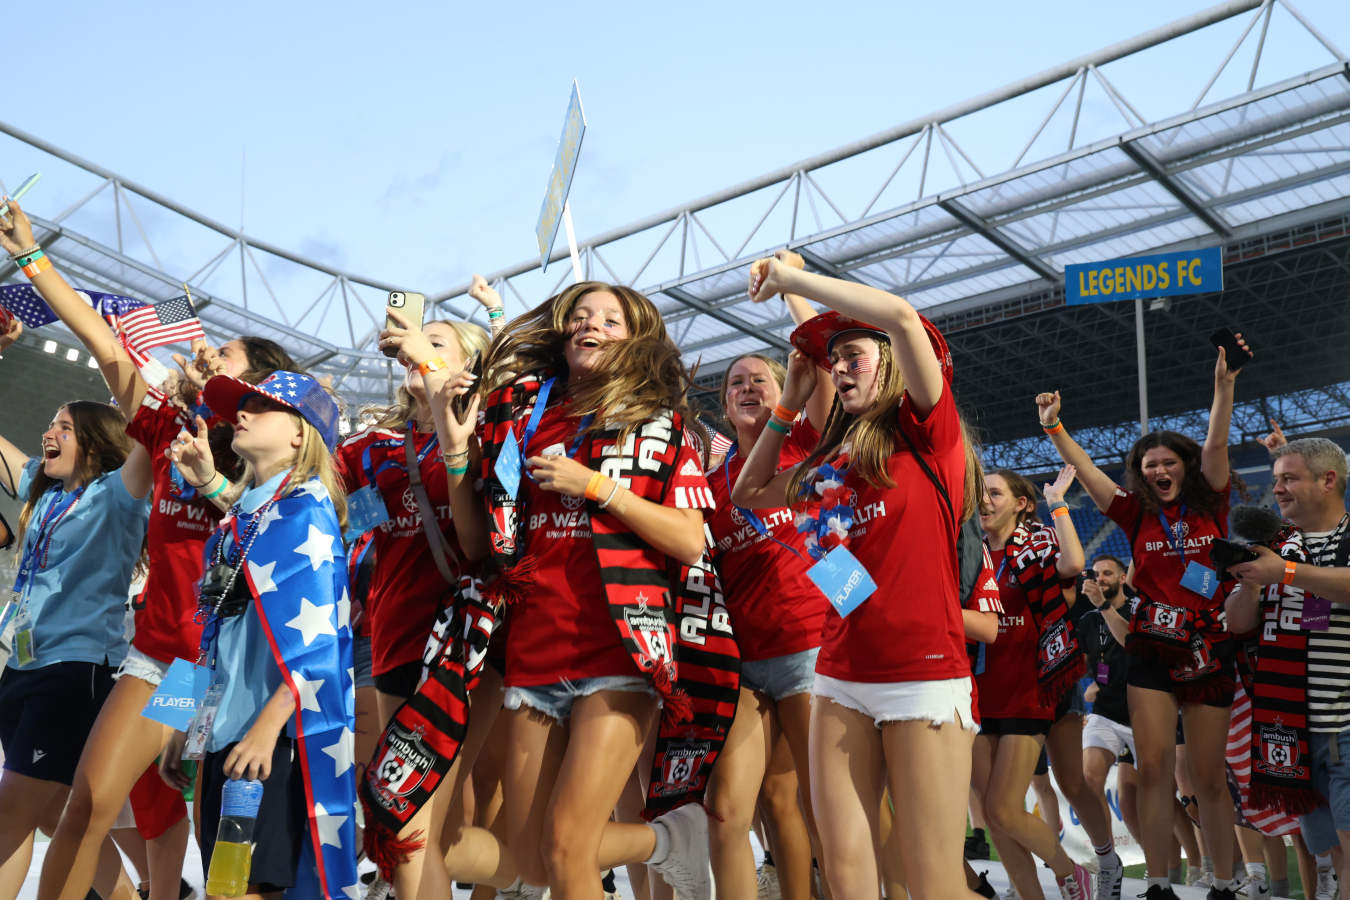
[239,479,357,900]
[0,283,149,328]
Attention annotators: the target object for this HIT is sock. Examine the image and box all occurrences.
[1246,862,1266,884]
[647,820,671,866]
[1168,864,1183,884]
[1272,877,1289,895]
[1316,852,1333,868]
[1148,876,1170,889]
[972,827,986,842]
[1094,838,1115,856]
[1212,877,1234,890]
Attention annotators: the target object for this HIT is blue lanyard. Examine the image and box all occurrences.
[996,555,1009,583]
[1158,503,1188,565]
[519,377,594,476]
[361,422,438,488]
[722,444,806,560]
[14,484,85,598]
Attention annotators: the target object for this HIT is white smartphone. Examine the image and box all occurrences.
[383,291,427,357]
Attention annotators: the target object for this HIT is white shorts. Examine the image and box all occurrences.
[812,674,977,731]
[114,646,172,687]
[1082,713,1136,762]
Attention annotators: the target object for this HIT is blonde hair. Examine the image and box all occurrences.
[785,336,984,522]
[364,320,490,430]
[483,281,704,443]
[718,354,787,426]
[238,413,349,530]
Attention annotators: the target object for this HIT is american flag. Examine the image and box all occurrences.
[0,284,204,367]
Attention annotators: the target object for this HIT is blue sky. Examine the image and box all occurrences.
[6,0,1348,324]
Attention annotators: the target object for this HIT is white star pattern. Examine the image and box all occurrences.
[292,673,325,712]
[336,588,351,631]
[313,802,348,849]
[246,560,277,595]
[286,597,337,646]
[294,524,336,571]
[256,503,283,535]
[320,727,355,776]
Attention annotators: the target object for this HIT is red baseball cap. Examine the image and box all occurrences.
[789,310,953,381]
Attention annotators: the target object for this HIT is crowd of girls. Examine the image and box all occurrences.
[0,190,1332,900]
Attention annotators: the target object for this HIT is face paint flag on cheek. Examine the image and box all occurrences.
[849,357,874,375]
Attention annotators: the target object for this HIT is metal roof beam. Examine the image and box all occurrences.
[1119,139,1234,237]
[660,286,792,352]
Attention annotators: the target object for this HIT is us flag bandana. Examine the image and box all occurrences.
[480,373,740,816]
[210,478,357,900]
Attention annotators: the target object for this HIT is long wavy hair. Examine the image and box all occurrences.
[18,401,135,547]
[363,320,490,430]
[1123,430,1230,518]
[785,335,985,522]
[482,282,705,444]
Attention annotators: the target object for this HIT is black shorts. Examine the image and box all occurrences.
[1124,651,1235,709]
[200,737,307,893]
[0,661,115,784]
[981,717,1052,738]
[1034,747,1050,776]
[373,660,422,698]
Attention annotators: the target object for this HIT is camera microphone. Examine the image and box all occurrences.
[1230,505,1284,546]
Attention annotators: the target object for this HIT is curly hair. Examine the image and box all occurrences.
[1123,430,1228,518]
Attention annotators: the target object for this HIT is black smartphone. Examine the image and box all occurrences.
[1208,327,1252,370]
[1209,537,1258,579]
[451,351,483,420]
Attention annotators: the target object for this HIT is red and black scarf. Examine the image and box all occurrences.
[359,575,497,879]
[479,373,740,817]
[999,522,1084,706]
[1246,523,1347,815]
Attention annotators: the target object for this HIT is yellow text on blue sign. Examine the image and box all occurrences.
[1064,246,1222,305]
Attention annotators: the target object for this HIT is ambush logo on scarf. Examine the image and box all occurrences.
[371,721,437,813]
[654,739,712,796]
[1039,620,1072,668]
[624,597,672,665]
[490,486,518,555]
[1256,721,1305,779]
[1143,602,1189,641]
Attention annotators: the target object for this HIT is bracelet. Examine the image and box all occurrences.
[416,358,447,375]
[584,472,606,502]
[12,247,42,268]
[446,462,469,476]
[1043,420,1064,436]
[598,480,622,510]
[771,403,798,422]
[766,417,790,435]
[9,243,39,261]
[487,307,505,320]
[202,476,229,500]
[185,471,218,490]
[1050,505,1070,519]
[1283,560,1298,585]
[21,254,51,279]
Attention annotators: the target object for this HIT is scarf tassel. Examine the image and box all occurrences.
[652,663,694,725]
[1247,783,1325,818]
[485,556,538,606]
[1037,658,1086,708]
[361,822,426,883]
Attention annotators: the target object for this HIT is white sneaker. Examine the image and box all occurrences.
[1096,854,1123,900]
[494,880,550,899]
[1190,871,1215,889]
[756,861,782,900]
[1314,866,1338,900]
[649,804,714,900]
[1237,875,1272,898]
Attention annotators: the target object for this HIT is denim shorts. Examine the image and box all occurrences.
[352,633,375,691]
[740,647,819,702]
[503,675,656,723]
[1298,730,1350,854]
[115,646,171,687]
[813,674,977,731]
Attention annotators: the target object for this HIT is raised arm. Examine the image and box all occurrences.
[1036,391,1119,513]
[750,259,943,416]
[0,321,31,496]
[429,372,489,562]
[0,201,148,412]
[771,252,834,429]
[1042,464,1085,577]
[468,275,507,339]
[1202,336,1249,492]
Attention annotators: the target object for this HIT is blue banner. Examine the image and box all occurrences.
[1065,246,1222,305]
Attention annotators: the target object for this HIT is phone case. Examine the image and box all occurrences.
[383,291,427,357]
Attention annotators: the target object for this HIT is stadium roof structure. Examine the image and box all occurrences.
[3,0,1349,470]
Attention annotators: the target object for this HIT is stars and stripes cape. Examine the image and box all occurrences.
[479,373,741,819]
[207,477,358,900]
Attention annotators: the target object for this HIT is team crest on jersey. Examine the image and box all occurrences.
[1255,722,1302,777]
[730,506,746,526]
[402,487,419,513]
[654,739,711,796]
[372,721,437,812]
[562,492,586,511]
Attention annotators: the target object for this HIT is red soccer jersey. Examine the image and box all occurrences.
[1105,484,1230,615]
[707,423,828,662]
[975,532,1062,721]
[335,426,463,676]
[965,545,1004,724]
[504,404,714,688]
[125,390,219,664]
[814,386,969,684]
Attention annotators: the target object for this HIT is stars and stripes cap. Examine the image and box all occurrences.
[203,370,340,451]
[790,309,952,381]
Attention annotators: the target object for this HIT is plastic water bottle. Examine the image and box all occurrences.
[204,778,263,897]
[180,759,198,802]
